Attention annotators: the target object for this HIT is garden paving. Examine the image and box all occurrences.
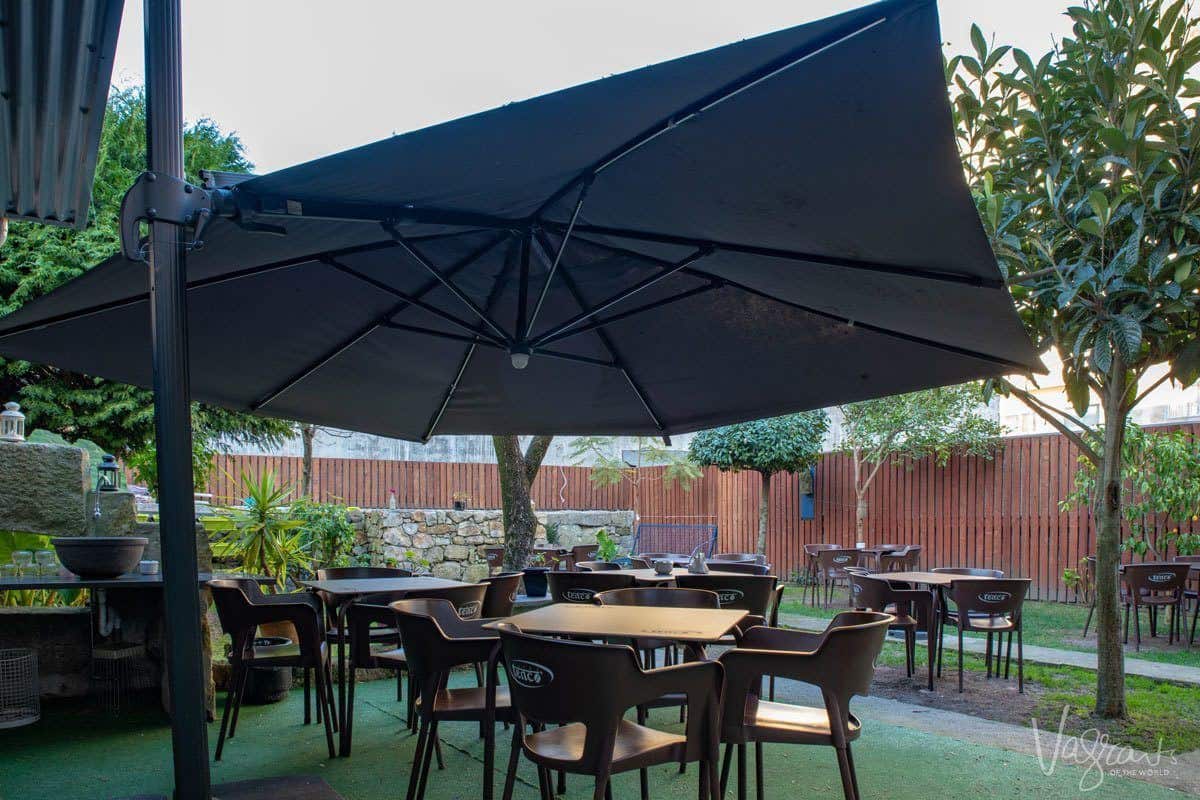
[1,676,1195,800]
[779,612,1200,685]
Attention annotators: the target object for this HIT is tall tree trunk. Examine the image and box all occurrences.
[756,471,771,555]
[852,447,867,543]
[300,424,315,497]
[1094,364,1128,718]
[494,435,553,571]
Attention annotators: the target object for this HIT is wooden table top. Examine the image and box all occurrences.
[486,604,748,643]
[881,571,1003,586]
[299,576,464,597]
[613,567,750,583]
[0,572,273,591]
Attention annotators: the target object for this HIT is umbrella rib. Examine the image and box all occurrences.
[532,11,890,219]
[535,280,723,348]
[321,256,505,347]
[689,266,1034,373]
[529,246,713,347]
[422,342,476,442]
[524,179,591,340]
[385,225,513,344]
[558,223,1003,290]
[248,234,508,412]
[534,232,667,433]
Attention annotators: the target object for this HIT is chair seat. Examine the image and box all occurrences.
[525,719,685,769]
[747,700,861,745]
[373,647,408,665]
[416,686,514,720]
[887,613,918,628]
[328,626,398,641]
[245,640,326,667]
[1129,595,1182,607]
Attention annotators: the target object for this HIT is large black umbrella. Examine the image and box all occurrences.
[0,0,1041,444]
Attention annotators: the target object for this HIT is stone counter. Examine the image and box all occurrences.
[354,508,634,580]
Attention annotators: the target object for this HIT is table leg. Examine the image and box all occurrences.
[338,602,349,756]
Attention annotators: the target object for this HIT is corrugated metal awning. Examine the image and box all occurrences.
[0,0,123,229]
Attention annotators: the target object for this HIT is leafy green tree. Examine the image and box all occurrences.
[493,435,553,571]
[0,86,293,461]
[1062,424,1200,557]
[950,1,1200,717]
[569,435,701,515]
[837,384,1003,542]
[689,412,828,554]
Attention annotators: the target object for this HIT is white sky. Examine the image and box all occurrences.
[110,1,1071,174]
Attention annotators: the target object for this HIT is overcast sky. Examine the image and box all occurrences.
[110,1,1072,175]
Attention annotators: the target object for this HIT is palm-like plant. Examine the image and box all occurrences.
[215,470,307,588]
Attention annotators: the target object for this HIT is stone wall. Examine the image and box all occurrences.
[354,508,635,580]
[0,440,87,535]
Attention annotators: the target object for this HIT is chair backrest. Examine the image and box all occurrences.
[673,574,776,616]
[498,622,721,769]
[317,566,413,580]
[481,572,523,618]
[208,578,257,637]
[575,560,622,572]
[403,583,488,620]
[711,562,770,575]
[803,543,839,557]
[879,545,920,572]
[1123,563,1191,596]
[627,558,651,570]
[484,547,505,572]
[390,599,497,682]
[632,523,717,558]
[1173,555,1200,563]
[931,566,1005,578]
[547,571,636,604]
[719,611,891,746]
[949,579,1030,621]
[817,548,862,576]
[711,553,767,565]
[594,587,721,610]
[570,543,600,563]
[636,552,687,562]
[847,573,894,612]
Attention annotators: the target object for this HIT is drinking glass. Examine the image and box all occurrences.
[11,550,33,574]
[1,563,18,581]
[35,550,58,576]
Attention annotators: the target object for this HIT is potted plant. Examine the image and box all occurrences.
[452,491,471,511]
[594,529,622,562]
[522,551,550,598]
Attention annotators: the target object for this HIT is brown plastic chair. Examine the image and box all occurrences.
[877,545,921,573]
[485,547,506,573]
[576,560,623,572]
[481,572,523,618]
[315,565,413,642]
[496,621,723,800]
[595,587,721,666]
[940,578,1029,692]
[802,544,839,605]
[711,553,767,565]
[673,574,777,635]
[628,558,652,570]
[710,562,771,575]
[209,579,336,761]
[930,566,1005,664]
[717,611,892,800]
[816,549,862,607]
[638,552,688,563]
[848,573,936,690]
[1122,563,1191,651]
[572,543,601,564]
[548,571,636,604]
[386,598,515,800]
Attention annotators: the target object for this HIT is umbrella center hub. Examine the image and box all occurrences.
[509,344,532,370]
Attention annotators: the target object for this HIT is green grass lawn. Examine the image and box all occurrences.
[778,583,1200,668]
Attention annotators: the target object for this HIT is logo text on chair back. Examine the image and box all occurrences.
[457,601,482,618]
[509,660,555,688]
[717,589,744,606]
[1149,572,1175,584]
[563,588,595,603]
[979,591,1011,604]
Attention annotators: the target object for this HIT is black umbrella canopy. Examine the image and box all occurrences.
[0,0,1041,442]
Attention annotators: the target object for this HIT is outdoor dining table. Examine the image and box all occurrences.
[880,570,1002,587]
[485,603,748,645]
[298,575,466,756]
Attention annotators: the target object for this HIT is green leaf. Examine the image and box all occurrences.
[1172,338,1200,387]
[1098,127,1127,151]
[1175,259,1193,283]
[1108,315,1143,361]
[1077,217,1104,237]
[1088,190,1110,222]
[1065,371,1092,417]
[1013,48,1035,78]
[970,23,988,60]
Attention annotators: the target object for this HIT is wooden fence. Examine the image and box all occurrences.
[205,422,1200,601]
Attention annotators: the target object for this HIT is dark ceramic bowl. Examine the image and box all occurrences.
[51,536,149,579]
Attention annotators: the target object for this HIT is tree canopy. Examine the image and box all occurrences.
[688,412,828,477]
[949,0,1200,718]
[0,86,293,463]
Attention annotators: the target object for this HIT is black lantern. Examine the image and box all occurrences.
[97,454,120,492]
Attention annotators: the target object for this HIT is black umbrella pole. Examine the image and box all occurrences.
[144,1,212,798]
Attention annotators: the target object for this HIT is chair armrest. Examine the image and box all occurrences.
[738,625,823,651]
[631,660,723,706]
[246,602,324,649]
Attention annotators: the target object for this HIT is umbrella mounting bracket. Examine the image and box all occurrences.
[118,171,231,260]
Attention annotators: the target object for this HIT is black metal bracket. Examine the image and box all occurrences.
[119,171,227,260]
